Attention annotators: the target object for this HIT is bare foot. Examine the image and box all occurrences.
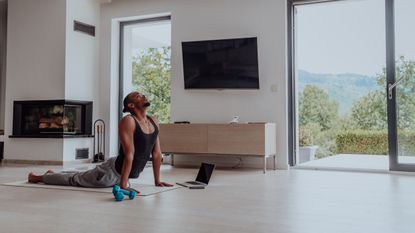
[45,170,54,175]
[28,172,42,183]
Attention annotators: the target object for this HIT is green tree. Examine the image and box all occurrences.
[351,56,415,130]
[299,85,339,131]
[350,91,387,130]
[132,47,171,123]
[379,56,415,129]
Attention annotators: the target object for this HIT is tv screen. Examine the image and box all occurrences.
[182,37,259,89]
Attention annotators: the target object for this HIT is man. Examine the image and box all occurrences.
[28,92,172,190]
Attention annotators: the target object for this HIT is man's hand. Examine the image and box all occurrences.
[128,187,140,194]
[155,181,173,187]
[119,184,140,193]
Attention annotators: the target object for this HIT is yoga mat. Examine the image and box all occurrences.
[2,180,181,196]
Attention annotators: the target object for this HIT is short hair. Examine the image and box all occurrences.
[122,92,137,113]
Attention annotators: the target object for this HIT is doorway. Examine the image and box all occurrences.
[288,0,415,172]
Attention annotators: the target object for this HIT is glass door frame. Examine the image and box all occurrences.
[118,15,171,120]
[287,0,415,171]
[287,0,351,166]
[385,0,415,172]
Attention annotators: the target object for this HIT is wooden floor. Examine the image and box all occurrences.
[0,163,414,233]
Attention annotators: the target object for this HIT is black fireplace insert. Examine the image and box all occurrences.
[10,100,93,138]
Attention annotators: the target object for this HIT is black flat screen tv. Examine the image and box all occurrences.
[182,37,259,89]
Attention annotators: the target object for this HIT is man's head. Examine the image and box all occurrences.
[122,91,150,114]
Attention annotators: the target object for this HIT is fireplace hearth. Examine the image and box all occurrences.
[10,100,93,138]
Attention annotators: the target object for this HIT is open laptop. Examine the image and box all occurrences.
[177,163,215,189]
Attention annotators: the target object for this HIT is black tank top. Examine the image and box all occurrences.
[115,115,159,178]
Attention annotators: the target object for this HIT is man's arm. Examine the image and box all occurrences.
[151,117,173,187]
[119,116,135,189]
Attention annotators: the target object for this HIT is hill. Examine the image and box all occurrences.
[298,70,380,115]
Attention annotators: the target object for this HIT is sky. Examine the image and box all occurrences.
[126,21,171,56]
[296,0,415,76]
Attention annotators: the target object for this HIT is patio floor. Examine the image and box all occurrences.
[295,154,415,172]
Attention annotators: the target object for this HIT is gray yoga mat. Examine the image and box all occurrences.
[2,180,181,196]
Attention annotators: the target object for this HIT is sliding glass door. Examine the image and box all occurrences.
[290,0,388,170]
[289,0,415,171]
[387,0,415,171]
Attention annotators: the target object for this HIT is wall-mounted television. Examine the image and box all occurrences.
[182,37,259,89]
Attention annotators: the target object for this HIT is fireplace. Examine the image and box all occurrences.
[11,100,93,138]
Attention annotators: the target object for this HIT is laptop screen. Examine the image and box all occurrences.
[195,163,215,184]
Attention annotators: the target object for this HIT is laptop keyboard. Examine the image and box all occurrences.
[186,181,202,185]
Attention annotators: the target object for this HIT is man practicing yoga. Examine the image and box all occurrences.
[28,91,172,190]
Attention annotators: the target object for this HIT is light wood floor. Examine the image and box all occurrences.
[0,163,414,233]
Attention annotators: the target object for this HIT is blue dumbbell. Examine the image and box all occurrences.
[112,185,137,201]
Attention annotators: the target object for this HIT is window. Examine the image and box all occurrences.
[119,17,171,123]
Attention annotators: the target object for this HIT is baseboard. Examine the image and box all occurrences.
[63,159,94,165]
[2,158,94,166]
[2,159,63,165]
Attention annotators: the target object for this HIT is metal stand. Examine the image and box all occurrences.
[263,155,277,173]
[93,119,106,163]
[273,155,276,170]
[263,157,267,174]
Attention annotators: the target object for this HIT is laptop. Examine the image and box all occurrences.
[177,163,215,189]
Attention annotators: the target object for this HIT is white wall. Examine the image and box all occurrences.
[4,0,67,161]
[100,0,289,169]
[65,0,100,102]
[4,0,101,162]
[0,0,7,131]
[64,0,101,161]
[99,18,120,160]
